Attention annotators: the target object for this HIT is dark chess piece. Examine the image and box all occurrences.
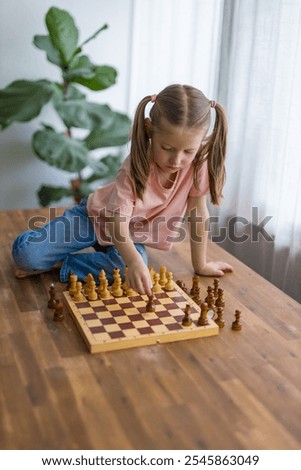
[53,300,64,322]
[232,310,242,331]
[182,304,192,327]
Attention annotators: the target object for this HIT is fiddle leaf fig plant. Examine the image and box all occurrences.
[0,6,131,206]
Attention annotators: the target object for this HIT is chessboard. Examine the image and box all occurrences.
[63,272,219,353]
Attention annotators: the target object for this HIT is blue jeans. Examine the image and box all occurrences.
[12,198,148,284]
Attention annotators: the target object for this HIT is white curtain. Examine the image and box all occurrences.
[128,0,301,302]
[213,0,301,302]
[127,0,224,113]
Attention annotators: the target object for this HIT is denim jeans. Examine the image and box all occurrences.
[12,198,148,284]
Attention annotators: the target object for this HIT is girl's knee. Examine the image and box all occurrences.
[12,231,52,271]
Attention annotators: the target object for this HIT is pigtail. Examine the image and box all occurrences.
[197,102,227,205]
[130,96,152,199]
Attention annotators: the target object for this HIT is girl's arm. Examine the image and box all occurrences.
[109,212,153,296]
[187,195,233,276]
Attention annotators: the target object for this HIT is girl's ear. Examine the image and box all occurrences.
[144,118,153,138]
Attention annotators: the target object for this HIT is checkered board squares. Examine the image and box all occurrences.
[63,282,218,353]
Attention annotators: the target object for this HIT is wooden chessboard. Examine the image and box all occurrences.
[63,281,219,353]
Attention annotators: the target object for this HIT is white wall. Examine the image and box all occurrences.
[0,0,133,209]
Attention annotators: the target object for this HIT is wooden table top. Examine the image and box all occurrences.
[1,208,301,450]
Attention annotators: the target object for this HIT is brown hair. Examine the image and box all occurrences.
[130,84,227,205]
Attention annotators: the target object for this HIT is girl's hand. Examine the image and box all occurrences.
[195,261,233,277]
[126,261,153,296]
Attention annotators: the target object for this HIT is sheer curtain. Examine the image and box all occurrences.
[213,0,301,302]
[127,0,224,113]
[128,0,301,302]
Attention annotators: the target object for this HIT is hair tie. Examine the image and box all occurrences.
[210,100,216,108]
[150,94,157,103]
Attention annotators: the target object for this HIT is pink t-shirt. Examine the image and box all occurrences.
[87,156,209,250]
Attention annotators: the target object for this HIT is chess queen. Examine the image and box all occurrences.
[12,84,233,294]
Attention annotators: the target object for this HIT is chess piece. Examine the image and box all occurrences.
[232,310,242,331]
[215,306,225,328]
[159,266,167,286]
[164,272,174,291]
[198,302,209,326]
[215,288,225,309]
[213,278,219,298]
[112,277,123,297]
[152,273,163,293]
[190,275,200,296]
[125,286,138,297]
[100,279,111,299]
[182,304,192,326]
[146,294,156,312]
[88,280,98,301]
[53,300,64,322]
[69,274,78,296]
[84,273,94,296]
[98,269,107,295]
[112,267,121,291]
[205,286,216,318]
[48,283,57,309]
[74,282,85,302]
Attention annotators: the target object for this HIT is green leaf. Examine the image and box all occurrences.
[71,65,117,91]
[32,129,89,172]
[55,100,114,129]
[46,7,79,65]
[85,154,122,182]
[85,112,131,149]
[79,23,108,48]
[0,80,54,129]
[37,184,73,207]
[64,55,95,80]
[33,35,61,66]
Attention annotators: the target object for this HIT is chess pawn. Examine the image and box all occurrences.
[198,302,209,326]
[126,286,138,297]
[215,306,225,328]
[84,273,94,296]
[74,281,85,302]
[159,265,167,286]
[152,273,163,293]
[112,277,123,297]
[182,304,192,327]
[232,310,242,331]
[164,272,174,291]
[88,280,98,301]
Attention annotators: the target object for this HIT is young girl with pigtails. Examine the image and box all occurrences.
[12,84,233,295]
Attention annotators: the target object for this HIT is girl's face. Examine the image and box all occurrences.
[151,119,208,174]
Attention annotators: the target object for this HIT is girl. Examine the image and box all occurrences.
[12,84,233,296]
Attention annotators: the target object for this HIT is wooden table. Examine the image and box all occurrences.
[1,208,301,450]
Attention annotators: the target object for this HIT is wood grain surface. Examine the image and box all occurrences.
[1,208,300,450]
